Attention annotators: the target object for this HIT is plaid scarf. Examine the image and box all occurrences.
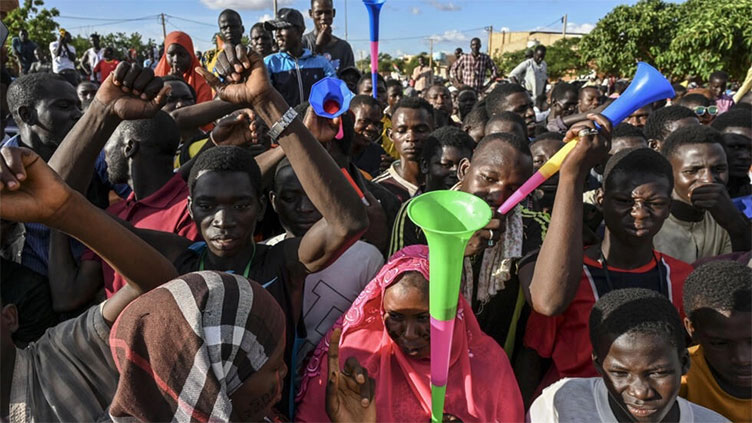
[109,271,285,422]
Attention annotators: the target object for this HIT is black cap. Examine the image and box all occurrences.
[264,8,305,32]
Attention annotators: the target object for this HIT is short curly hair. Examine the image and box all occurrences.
[188,146,262,197]
[683,261,751,322]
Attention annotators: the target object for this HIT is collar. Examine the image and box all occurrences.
[124,173,188,209]
[387,161,419,195]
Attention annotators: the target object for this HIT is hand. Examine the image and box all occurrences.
[196,44,273,106]
[560,113,612,178]
[316,25,333,50]
[210,109,261,147]
[465,214,504,257]
[325,328,377,423]
[303,107,341,143]
[94,62,170,120]
[0,147,74,226]
[690,183,738,224]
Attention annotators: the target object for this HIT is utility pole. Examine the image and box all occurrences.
[562,14,568,38]
[344,0,348,41]
[160,13,167,40]
[429,38,434,69]
[273,0,278,17]
[488,25,493,56]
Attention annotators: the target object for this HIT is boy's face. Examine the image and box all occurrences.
[721,130,752,179]
[578,87,600,114]
[358,79,387,107]
[686,309,752,395]
[503,91,536,137]
[270,166,322,238]
[598,332,688,422]
[458,141,533,210]
[423,145,470,192]
[626,105,652,128]
[189,171,261,258]
[389,107,433,163]
[386,85,403,110]
[708,77,726,100]
[598,172,671,245]
[669,143,728,205]
[425,86,452,116]
[351,104,383,149]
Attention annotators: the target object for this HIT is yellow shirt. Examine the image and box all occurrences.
[381,115,400,160]
[680,345,751,422]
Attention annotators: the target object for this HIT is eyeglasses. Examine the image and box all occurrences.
[694,106,718,116]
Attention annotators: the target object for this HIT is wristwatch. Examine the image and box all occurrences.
[267,107,298,143]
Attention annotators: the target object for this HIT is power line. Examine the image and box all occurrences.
[349,26,486,42]
[165,15,216,28]
[64,15,161,30]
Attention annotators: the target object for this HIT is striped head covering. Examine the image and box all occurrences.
[109,271,285,422]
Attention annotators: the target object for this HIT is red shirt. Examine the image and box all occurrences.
[523,251,691,393]
[83,174,199,296]
[93,59,119,82]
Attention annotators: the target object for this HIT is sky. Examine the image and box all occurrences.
[46,0,682,58]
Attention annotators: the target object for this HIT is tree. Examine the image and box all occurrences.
[656,0,752,81]
[494,49,527,76]
[546,37,589,80]
[4,0,60,60]
[578,0,681,77]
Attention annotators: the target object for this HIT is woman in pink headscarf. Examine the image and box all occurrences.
[295,245,524,422]
[154,31,212,103]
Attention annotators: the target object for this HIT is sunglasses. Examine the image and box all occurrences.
[694,106,718,116]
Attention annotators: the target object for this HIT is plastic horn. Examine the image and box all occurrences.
[363,0,385,98]
[497,62,675,214]
[407,190,492,423]
[309,76,355,139]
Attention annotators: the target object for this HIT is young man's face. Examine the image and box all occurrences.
[358,79,387,107]
[89,35,99,48]
[533,49,545,64]
[19,30,28,43]
[597,332,688,423]
[309,0,334,33]
[669,143,728,205]
[626,105,652,128]
[599,172,671,244]
[386,85,403,110]
[456,90,477,119]
[28,79,83,147]
[458,141,533,210]
[190,171,261,258]
[103,128,130,185]
[351,104,383,149]
[161,80,196,112]
[250,27,273,57]
[578,87,600,114]
[389,107,433,163]
[553,91,578,119]
[270,166,322,238]
[218,12,244,45]
[76,82,98,111]
[470,38,480,55]
[275,26,302,53]
[721,129,752,179]
[423,145,470,192]
[687,309,752,395]
[424,86,452,116]
[503,91,536,137]
[708,77,726,100]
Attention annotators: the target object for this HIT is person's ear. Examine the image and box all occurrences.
[595,187,605,208]
[123,139,139,159]
[257,192,268,218]
[683,316,695,339]
[592,351,605,376]
[1,304,19,334]
[679,347,690,376]
[269,190,278,213]
[308,8,314,18]
[648,138,660,151]
[419,158,429,175]
[457,157,471,182]
[332,8,336,18]
[187,196,194,219]
[17,105,36,126]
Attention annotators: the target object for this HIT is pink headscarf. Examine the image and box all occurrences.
[295,245,523,422]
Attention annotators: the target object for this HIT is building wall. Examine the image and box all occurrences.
[487,31,583,57]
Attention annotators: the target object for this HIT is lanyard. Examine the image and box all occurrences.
[598,250,667,298]
[198,243,255,279]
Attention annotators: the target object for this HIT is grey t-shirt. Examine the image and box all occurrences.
[302,32,355,72]
[529,377,728,423]
[9,304,118,422]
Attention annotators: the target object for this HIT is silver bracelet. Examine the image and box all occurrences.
[267,107,298,143]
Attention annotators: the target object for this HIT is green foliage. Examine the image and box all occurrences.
[656,0,752,81]
[579,0,681,77]
[494,49,527,76]
[357,52,410,76]
[546,37,588,80]
[4,0,60,59]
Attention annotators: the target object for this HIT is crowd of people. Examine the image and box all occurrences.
[1,0,752,422]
